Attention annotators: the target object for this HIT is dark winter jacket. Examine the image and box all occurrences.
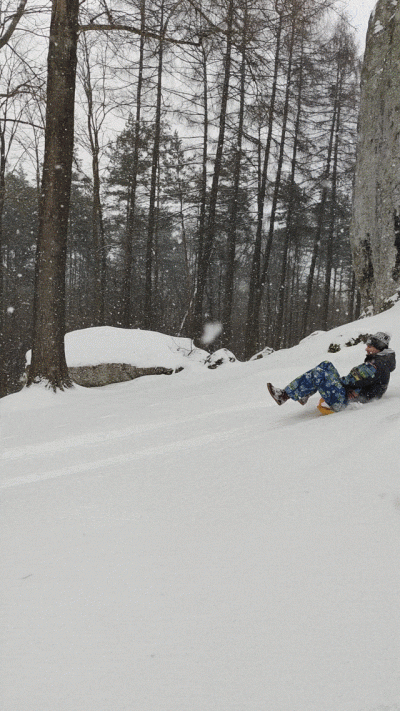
[341,348,396,402]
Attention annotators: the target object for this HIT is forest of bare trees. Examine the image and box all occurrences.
[0,0,361,395]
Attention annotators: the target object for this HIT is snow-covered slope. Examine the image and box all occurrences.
[2,306,400,711]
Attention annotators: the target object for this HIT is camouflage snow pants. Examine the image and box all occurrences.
[284,361,348,412]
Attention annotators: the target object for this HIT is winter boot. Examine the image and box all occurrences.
[267,383,289,405]
[298,395,309,406]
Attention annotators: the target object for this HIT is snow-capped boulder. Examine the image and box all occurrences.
[250,346,274,361]
[25,327,210,387]
[205,348,237,369]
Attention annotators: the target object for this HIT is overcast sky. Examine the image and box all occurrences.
[341,0,377,49]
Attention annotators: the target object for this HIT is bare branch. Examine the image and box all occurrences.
[78,21,201,47]
[0,0,28,50]
[183,0,228,37]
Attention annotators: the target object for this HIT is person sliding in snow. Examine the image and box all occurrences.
[267,332,396,414]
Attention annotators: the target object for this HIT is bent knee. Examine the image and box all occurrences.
[316,360,334,371]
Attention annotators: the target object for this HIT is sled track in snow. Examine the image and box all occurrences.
[1,424,255,489]
[2,400,266,462]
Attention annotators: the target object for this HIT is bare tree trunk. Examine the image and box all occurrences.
[27,0,79,390]
[191,39,209,331]
[274,32,304,349]
[80,38,107,326]
[251,16,296,352]
[0,127,6,396]
[177,166,192,325]
[179,40,209,336]
[222,0,248,347]
[348,269,356,321]
[153,152,161,326]
[122,0,145,328]
[301,96,337,338]
[192,0,234,340]
[0,0,27,50]
[144,0,164,330]
[321,77,342,329]
[245,10,283,359]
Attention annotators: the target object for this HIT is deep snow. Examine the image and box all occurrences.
[2,305,400,711]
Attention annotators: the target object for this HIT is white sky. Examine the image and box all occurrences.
[340,0,377,49]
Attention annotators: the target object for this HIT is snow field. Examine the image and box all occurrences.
[2,307,400,711]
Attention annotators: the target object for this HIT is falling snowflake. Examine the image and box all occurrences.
[201,322,223,346]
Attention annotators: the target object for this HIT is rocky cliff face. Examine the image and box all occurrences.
[351,0,400,311]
